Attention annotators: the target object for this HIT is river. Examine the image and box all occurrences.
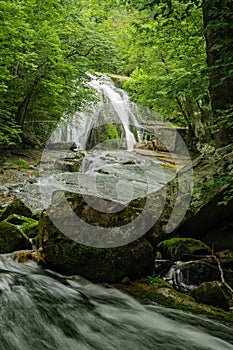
[0,254,232,350]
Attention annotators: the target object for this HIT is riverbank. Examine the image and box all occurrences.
[111,278,233,324]
[0,144,233,324]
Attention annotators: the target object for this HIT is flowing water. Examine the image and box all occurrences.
[0,76,217,348]
[51,74,143,151]
[0,254,232,350]
[14,75,179,211]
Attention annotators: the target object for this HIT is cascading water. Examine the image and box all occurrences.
[0,254,233,350]
[51,74,143,151]
[1,75,232,348]
[14,74,177,212]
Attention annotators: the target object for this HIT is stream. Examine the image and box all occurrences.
[1,75,231,348]
[0,254,233,350]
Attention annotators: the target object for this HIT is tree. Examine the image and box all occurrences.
[121,0,233,147]
[117,1,210,145]
[0,0,119,147]
[202,0,233,146]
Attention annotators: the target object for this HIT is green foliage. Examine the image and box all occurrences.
[0,114,22,147]
[117,0,211,141]
[191,163,233,211]
[0,0,120,146]
[17,158,29,169]
[107,124,119,139]
[144,276,172,288]
[212,106,233,142]
[157,238,211,260]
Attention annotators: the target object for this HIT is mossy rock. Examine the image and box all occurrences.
[157,238,211,261]
[114,278,233,323]
[0,198,32,221]
[0,221,30,253]
[190,281,233,311]
[32,211,42,221]
[38,210,154,283]
[5,214,39,238]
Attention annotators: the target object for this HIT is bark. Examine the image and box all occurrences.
[202,0,233,146]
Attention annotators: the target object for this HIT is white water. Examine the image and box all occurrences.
[52,74,142,150]
[0,254,233,350]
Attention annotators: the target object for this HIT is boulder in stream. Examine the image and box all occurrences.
[0,221,30,253]
[157,237,211,261]
[38,192,155,283]
[190,281,233,310]
[5,214,39,238]
[0,197,33,221]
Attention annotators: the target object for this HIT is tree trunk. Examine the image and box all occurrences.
[202,0,233,147]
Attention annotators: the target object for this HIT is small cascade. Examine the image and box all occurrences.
[51,74,143,151]
[0,254,233,350]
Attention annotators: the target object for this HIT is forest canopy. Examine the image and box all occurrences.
[0,0,233,148]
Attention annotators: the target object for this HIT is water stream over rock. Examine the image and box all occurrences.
[51,74,143,151]
[0,254,233,350]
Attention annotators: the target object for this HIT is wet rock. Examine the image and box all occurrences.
[157,238,211,261]
[164,260,233,293]
[46,142,77,151]
[216,250,233,269]
[5,214,39,238]
[0,221,30,253]
[134,141,154,151]
[165,261,220,293]
[40,150,85,173]
[38,204,155,283]
[0,198,33,221]
[190,281,232,310]
[12,247,45,264]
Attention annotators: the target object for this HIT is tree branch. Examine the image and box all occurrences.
[66,45,98,59]
[211,243,233,295]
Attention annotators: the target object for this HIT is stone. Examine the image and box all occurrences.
[38,206,155,283]
[157,238,211,261]
[12,248,45,264]
[0,221,30,253]
[165,261,220,293]
[46,142,77,151]
[5,214,39,238]
[0,198,33,221]
[190,281,232,310]
[40,150,85,173]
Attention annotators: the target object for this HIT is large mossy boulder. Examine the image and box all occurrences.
[5,214,39,238]
[38,206,155,283]
[190,281,233,310]
[157,238,211,261]
[0,198,32,221]
[0,221,30,253]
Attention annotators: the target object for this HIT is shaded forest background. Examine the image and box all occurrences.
[0,0,233,149]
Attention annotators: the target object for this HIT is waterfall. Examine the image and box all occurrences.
[51,74,142,151]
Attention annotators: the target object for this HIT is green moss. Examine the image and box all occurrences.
[0,221,29,253]
[5,214,39,238]
[17,158,29,169]
[0,198,32,221]
[107,124,119,140]
[116,279,233,323]
[157,238,211,260]
[32,211,42,221]
[129,124,139,142]
[143,276,173,289]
